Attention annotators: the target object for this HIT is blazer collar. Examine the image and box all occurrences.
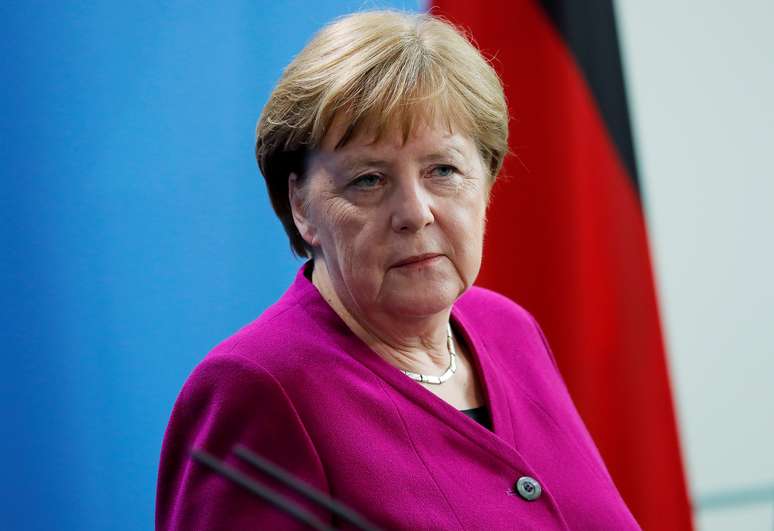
[287,262,524,464]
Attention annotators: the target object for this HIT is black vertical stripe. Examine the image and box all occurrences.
[538,0,640,193]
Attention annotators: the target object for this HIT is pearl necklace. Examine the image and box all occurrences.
[399,323,457,385]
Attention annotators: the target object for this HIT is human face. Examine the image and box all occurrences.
[291,119,490,323]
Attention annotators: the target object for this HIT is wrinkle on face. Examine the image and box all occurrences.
[295,114,490,342]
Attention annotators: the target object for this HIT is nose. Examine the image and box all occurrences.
[390,179,434,233]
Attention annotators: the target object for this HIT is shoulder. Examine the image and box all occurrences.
[455,285,538,333]
[161,268,331,444]
[202,271,334,381]
[454,285,559,370]
[457,285,531,317]
[161,280,326,447]
[171,261,355,417]
[157,351,328,530]
[157,273,332,528]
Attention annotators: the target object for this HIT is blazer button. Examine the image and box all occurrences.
[515,476,542,501]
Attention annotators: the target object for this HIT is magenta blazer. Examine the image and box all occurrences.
[156,265,640,530]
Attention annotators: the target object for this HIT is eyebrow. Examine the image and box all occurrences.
[419,146,467,164]
[333,145,468,171]
[334,154,391,170]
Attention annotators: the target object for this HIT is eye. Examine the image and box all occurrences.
[432,165,457,178]
[350,173,384,189]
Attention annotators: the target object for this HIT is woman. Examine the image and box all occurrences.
[156,10,640,530]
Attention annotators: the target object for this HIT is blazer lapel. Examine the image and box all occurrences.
[335,307,529,469]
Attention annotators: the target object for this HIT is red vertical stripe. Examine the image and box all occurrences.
[431,1,694,529]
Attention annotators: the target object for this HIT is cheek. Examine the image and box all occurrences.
[317,200,387,277]
[456,196,487,241]
[450,198,487,272]
[316,200,360,246]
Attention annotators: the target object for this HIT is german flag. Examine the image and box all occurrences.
[430,1,694,529]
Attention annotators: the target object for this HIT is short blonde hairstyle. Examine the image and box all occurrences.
[256,10,509,257]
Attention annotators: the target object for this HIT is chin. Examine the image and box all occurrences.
[382,283,463,317]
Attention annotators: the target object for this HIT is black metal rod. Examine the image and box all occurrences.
[191,449,335,531]
[233,444,382,531]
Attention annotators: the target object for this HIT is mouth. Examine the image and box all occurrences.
[391,253,444,268]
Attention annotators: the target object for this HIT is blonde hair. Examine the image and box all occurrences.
[256,10,509,257]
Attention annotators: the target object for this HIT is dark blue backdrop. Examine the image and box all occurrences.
[1,2,420,529]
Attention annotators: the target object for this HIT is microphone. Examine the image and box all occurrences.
[191,445,382,531]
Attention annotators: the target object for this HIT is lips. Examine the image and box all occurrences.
[391,253,444,268]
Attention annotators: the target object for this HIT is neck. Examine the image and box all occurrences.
[311,258,452,373]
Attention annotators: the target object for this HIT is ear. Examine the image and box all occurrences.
[288,172,319,248]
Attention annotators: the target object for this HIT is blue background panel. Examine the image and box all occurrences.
[1,2,420,529]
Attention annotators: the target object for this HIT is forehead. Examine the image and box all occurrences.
[317,111,479,163]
